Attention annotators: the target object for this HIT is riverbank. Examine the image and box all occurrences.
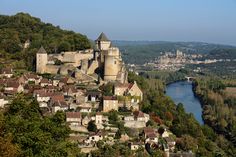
[166,81,203,124]
[192,80,236,146]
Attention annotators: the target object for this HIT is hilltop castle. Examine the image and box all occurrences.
[36,33,127,83]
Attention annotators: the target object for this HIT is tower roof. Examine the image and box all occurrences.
[37,46,47,54]
[96,32,110,41]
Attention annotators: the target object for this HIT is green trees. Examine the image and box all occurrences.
[87,121,97,132]
[0,95,81,157]
[0,12,91,70]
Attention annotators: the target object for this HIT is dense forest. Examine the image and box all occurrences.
[0,94,85,157]
[194,78,236,147]
[0,13,91,71]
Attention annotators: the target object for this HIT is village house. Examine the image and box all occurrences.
[85,91,101,102]
[85,130,107,145]
[58,77,75,88]
[66,112,82,126]
[124,111,150,128]
[34,89,51,102]
[114,81,143,100]
[4,81,24,95]
[0,67,13,78]
[103,96,118,112]
[143,127,159,144]
[62,85,78,97]
[50,93,68,113]
[24,73,41,85]
[95,112,109,129]
[128,142,145,151]
[40,78,52,87]
[77,103,92,113]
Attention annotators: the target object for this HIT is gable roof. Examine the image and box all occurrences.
[96,32,110,41]
[37,46,47,54]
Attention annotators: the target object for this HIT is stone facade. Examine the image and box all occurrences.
[103,96,118,112]
[36,33,127,84]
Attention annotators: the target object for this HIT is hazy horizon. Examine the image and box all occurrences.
[1,0,236,46]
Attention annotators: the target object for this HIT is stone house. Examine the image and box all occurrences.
[40,78,52,87]
[128,142,145,151]
[124,111,150,128]
[134,111,150,122]
[33,89,51,103]
[85,130,107,145]
[128,81,143,100]
[79,106,92,113]
[58,77,75,88]
[62,85,78,97]
[50,93,68,113]
[66,112,82,126]
[85,91,101,102]
[103,96,118,112]
[114,81,143,101]
[4,81,24,95]
[143,127,158,144]
[0,67,13,78]
[95,112,109,129]
[24,73,41,85]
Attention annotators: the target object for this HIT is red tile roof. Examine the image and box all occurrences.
[66,112,81,119]
[103,96,117,100]
[0,67,13,74]
[134,111,145,118]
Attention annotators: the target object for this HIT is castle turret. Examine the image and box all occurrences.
[104,47,121,81]
[95,32,111,51]
[36,46,48,74]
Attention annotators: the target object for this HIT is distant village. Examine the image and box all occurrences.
[0,33,194,157]
[128,49,234,72]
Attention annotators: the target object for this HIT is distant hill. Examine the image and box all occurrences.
[113,40,236,64]
[0,12,91,54]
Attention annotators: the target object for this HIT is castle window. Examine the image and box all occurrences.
[114,61,116,64]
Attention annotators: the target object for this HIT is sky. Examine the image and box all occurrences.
[1,0,236,45]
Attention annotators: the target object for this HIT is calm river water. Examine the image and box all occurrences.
[166,81,203,124]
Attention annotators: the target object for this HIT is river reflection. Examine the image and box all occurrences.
[166,81,203,124]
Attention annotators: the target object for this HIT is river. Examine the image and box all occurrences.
[166,81,203,124]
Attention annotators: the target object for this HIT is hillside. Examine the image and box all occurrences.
[0,12,91,70]
[113,41,236,64]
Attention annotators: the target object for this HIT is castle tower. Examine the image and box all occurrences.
[104,47,121,81]
[95,32,111,51]
[36,46,48,74]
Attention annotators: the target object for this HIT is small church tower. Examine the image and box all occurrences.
[36,46,48,74]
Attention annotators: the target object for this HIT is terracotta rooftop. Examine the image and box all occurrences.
[0,67,13,74]
[134,111,145,118]
[66,112,81,119]
[103,96,117,100]
[6,81,20,88]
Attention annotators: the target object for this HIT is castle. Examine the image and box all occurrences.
[36,33,127,83]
